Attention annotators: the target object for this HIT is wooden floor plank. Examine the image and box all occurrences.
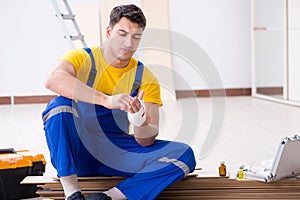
[33,176,300,199]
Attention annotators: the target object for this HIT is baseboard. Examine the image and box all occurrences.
[256,87,283,95]
[0,95,57,105]
[0,96,11,105]
[13,95,57,104]
[0,88,253,105]
[176,88,251,98]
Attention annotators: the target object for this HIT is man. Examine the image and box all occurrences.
[42,4,196,200]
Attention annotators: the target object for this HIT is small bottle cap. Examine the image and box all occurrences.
[220,161,225,164]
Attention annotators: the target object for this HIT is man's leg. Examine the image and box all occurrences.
[60,174,81,198]
[117,141,196,200]
[43,96,82,176]
[97,134,196,200]
[42,96,107,199]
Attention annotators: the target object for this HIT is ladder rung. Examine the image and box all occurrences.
[68,35,84,40]
[61,14,75,20]
[52,0,87,48]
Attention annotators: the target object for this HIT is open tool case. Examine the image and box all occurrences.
[243,135,300,182]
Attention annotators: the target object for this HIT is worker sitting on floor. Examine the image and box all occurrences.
[42,4,196,200]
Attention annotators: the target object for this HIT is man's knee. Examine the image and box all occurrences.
[185,145,196,171]
[177,143,196,172]
[47,96,73,109]
[42,96,77,124]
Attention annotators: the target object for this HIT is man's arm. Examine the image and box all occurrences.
[133,102,159,146]
[128,91,160,147]
[45,60,132,111]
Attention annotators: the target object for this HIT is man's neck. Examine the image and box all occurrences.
[101,46,130,68]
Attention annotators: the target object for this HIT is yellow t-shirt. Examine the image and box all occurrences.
[60,46,162,106]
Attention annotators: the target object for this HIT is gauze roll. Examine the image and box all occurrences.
[127,99,146,127]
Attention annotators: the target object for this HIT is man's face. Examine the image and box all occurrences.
[106,17,143,62]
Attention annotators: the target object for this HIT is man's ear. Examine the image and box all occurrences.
[106,26,111,39]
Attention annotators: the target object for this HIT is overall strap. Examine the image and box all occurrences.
[130,61,144,97]
[83,47,97,87]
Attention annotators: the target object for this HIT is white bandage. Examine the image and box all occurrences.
[127,99,146,127]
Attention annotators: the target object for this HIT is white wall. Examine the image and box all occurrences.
[0,0,99,96]
[252,0,285,88]
[0,0,252,97]
[0,0,67,96]
[169,0,252,90]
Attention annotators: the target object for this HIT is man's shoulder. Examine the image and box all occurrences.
[81,46,101,55]
[132,59,155,76]
[142,65,158,81]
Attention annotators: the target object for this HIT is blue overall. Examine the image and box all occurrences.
[42,48,196,200]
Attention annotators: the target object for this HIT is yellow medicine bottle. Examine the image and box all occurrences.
[219,161,227,176]
[237,165,245,179]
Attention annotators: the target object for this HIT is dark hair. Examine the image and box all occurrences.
[109,4,146,29]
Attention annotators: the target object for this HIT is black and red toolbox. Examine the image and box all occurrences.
[0,148,46,200]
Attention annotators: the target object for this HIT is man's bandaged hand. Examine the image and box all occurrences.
[127,98,146,127]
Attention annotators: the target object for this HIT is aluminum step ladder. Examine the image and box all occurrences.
[51,0,87,48]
